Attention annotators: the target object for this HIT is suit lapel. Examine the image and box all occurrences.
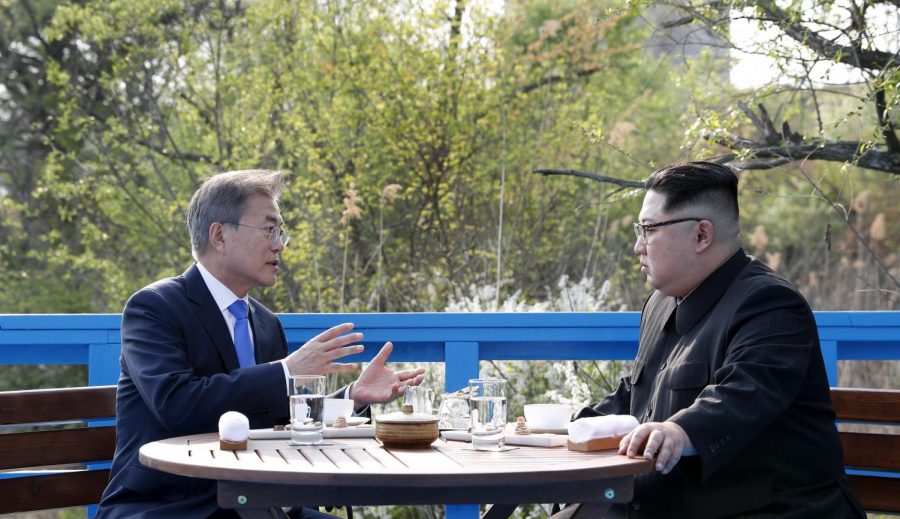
[248,299,280,364]
[248,300,265,363]
[184,264,241,372]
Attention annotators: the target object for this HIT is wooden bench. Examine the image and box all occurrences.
[0,385,116,514]
[831,387,900,514]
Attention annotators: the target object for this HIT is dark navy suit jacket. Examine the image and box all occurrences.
[578,250,864,518]
[98,264,292,518]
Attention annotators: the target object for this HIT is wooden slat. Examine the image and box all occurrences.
[848,475,900,513]
[831,388,900,423]
[0,470,110,514]
[320,448,358,471]
[830,388,900,514]
[0,426,116,470]
[0,385,116,424]
[840,432,900,470]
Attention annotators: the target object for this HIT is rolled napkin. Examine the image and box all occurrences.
[218,411,250,450]
[567,414,639,444]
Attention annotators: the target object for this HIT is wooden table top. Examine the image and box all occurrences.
[139,433,652,489]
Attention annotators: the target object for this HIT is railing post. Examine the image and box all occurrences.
[444,342,480,519]
[444,341,480,392]
[87,342,119,518]
[820,340,838,386]
[88,343,121,386]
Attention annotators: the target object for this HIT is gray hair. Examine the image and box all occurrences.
[186,169,286,257]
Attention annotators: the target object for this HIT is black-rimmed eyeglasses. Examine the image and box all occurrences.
[226,222,290,246]
[633,218,703,243]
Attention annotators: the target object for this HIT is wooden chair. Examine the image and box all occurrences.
[831,387,900,514]
[0,385,117,514]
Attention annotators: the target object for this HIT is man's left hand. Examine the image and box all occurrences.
[349,342,426,404]
[619,421,693,474]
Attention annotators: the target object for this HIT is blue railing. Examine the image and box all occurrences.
[2,311,899,518]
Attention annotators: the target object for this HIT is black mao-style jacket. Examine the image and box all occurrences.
[578,250,864,518]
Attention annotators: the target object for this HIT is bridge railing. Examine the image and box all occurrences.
[2,311,899,518]
[2,312,899,389]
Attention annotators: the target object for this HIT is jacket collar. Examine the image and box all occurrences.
[675,248,750,335]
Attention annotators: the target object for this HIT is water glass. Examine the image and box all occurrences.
[404,386,435,415]
[438,392,471,430]
[288,375,326,445]
[469,378,507,451]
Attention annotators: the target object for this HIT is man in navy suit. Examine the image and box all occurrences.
[98,169,425,518]
[573,162,863,518]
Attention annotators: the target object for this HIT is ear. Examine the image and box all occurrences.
[208,222,227,253]
[695,220,715,252]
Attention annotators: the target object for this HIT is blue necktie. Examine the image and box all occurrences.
[227,300,255,368]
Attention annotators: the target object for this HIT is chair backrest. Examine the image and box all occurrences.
[0,385,117,514]
[831,387,900,513]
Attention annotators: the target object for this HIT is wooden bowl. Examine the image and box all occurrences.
[375,405,439,448]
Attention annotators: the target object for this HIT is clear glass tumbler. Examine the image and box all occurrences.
[468,378,507,451]
[438,392,471,430]
[288,375,326,445]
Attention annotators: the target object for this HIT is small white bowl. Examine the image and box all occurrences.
[523,404,574,430]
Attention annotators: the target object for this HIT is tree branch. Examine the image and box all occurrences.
[532,168,645,188]
[713,103,900,174]
[135,139,219,165]
[874,88,900,153]
[754,0,899,71]
[518,64,614,94]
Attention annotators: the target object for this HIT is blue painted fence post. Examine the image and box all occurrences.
[820,340,838,386]
[444,342,481,519]
[87,342,121,518]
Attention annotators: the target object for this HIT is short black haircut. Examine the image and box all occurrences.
[645,161,739,219]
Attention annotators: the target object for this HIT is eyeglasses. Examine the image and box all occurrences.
[633,217,703,243]
[226,222,290,246]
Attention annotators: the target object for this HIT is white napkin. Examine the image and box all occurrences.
[218,411,250,442]
[567,415,639,444]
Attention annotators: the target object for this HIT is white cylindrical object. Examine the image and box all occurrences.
[567,414,639,444]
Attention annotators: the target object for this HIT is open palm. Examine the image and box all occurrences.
[350,342,426,404]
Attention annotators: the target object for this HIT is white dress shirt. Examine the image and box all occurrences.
[195,262,292,384]
[194,262,354,400]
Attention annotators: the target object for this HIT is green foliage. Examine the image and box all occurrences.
[2,0,689,316]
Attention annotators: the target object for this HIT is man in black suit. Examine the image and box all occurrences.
[575,162,863,518]
[98,169,425,518]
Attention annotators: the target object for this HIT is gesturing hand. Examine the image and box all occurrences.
[619,421,693,474]
[284,323,365,376]
[349,342,426,404]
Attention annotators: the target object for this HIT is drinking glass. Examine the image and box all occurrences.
[468,378,507,451]
[404,386,435,415]
[288,375,326,445]
[438,392,471,430]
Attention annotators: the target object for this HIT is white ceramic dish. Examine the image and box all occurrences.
[325,416,370,427]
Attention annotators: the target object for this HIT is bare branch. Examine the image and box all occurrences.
[716,141,900,174]
[715,104,900,174]
[532,168,645,188]
[753,0,899,71]
[519,64,614,95]
[135,139,219,165]
[874,88,900,153]
[660,15,694,29]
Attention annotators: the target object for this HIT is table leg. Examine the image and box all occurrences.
[481,504,519,519]
[548,503,611,519]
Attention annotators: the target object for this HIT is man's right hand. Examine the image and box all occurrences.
[284,323,364,375]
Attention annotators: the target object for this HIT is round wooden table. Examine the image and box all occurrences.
[140,432,652,518]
